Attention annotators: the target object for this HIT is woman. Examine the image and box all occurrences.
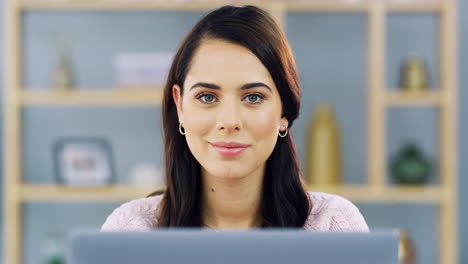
[102,5,368,232]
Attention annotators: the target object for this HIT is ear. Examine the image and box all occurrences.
[172,84,184,123]
[280,117,289,131]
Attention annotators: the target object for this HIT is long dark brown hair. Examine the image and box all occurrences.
[157,5,311,228]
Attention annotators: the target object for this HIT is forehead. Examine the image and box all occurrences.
[185,39,274,87]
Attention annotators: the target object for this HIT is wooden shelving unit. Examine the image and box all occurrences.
[3,0,458,264]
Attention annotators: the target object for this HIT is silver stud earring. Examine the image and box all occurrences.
[179,123,186,135]
[278,125,288,138]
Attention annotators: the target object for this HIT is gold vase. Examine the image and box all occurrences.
[307,104,342,185]
[51,44,74,92]
[401,55,428,94]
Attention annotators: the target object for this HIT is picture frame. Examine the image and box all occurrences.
[53,137,116,187]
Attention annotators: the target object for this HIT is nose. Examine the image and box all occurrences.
[216,99,242,133]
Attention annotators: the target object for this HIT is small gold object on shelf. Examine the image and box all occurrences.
[307,103,342,185]
[51,42,74,92]
[401,54,428,95]
[397,230,416,264]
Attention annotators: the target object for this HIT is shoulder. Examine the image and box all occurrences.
[303,192,369,233]
[101,194,163,232]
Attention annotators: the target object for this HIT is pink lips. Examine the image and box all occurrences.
[209,141,250,157]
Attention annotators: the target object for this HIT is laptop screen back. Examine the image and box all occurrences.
[71,229,399,264]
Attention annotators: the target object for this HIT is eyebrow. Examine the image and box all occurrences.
[189,82,272,92]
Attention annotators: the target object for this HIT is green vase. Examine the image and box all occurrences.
[391,143,432,185]
[41,232,66,264]
[46,255,65,264]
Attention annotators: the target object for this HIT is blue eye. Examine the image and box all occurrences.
[245,94,264,104]
[198,93,216,103]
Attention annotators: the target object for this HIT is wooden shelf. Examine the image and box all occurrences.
[385,90,443,107]
[309,184,447,203]
[17,183,446,203]
[19,89,444,107]
[18,0,443,12]
[19,184,165,202]
[19,89,163,106]
[386,1,442,12]
[285,1,369,12]
[19,0,263,11]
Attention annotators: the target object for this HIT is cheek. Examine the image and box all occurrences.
[182,105,213,142]
[247,110,280,139]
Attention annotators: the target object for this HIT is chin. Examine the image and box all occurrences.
[205,166,250,180]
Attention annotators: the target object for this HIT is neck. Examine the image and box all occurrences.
[201,166,264,230]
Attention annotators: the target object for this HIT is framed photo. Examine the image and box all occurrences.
[53,137,115,187]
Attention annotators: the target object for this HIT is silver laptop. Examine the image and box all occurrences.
[70,229,399,264]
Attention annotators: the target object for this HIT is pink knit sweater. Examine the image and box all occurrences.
[101,192,369,232]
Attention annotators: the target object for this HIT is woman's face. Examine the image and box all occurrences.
[173,39,288,180]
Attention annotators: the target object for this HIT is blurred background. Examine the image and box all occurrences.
[0,0,466,264]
